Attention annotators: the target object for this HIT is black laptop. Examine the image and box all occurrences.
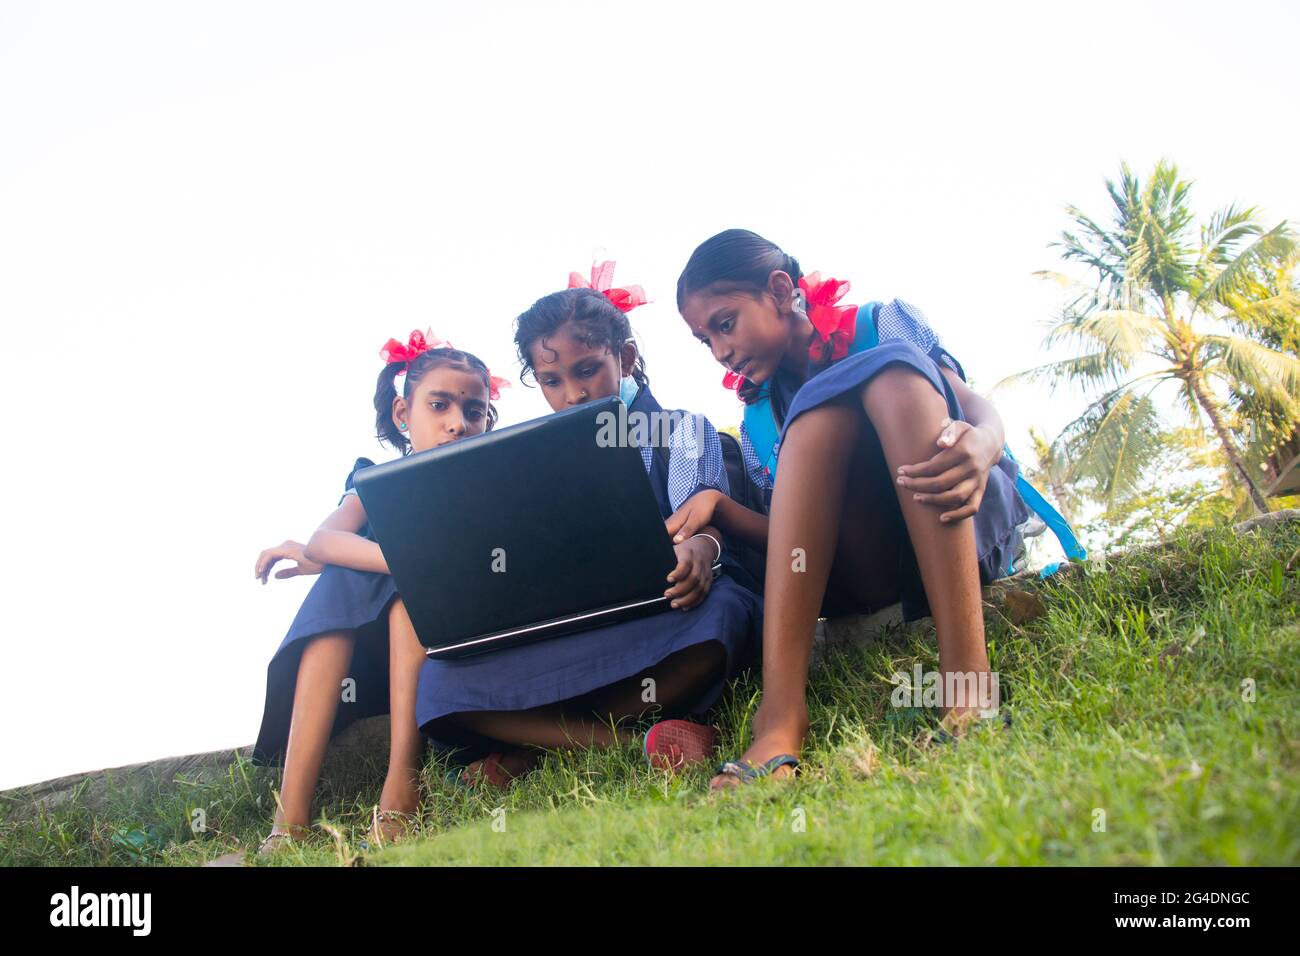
[353,396,684,659]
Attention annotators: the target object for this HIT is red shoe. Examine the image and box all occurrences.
[644,719,718,773]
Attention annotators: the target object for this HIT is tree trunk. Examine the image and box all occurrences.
[1048,476,1075,525]
[1188,373,1271,514]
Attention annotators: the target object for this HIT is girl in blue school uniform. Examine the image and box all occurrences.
[414,264,763,787]
[669,229,1084,789]
[248,332,509,850]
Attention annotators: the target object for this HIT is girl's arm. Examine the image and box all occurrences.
[304,494,391,575]
[668,490,768,550]
[896,367,1007,523]
[711,496,768,548]
[941,367,1005,451]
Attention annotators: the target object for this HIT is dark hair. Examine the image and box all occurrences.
[372,347,498,455]
[676,228,803,407]
[513,287,648,388]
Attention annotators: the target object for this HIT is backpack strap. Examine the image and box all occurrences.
[1001,446,1088,563]
[739,301,1086,565]
[743,302,881,482]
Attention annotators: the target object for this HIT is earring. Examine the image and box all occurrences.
[399,422,408,431]
[792,289,808,319]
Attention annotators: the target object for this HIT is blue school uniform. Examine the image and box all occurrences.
[251,458,398,765]
[414,383,762,753]
[738,298,1040,621]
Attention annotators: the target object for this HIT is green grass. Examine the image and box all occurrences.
[4,520,1298,866]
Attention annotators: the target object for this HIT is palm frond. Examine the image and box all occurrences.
[1054,386,1167,508]
[995,351,1124,393]
[1201,333,1300,406]
[1198,203,1262,269]
[1195,219,1297,308]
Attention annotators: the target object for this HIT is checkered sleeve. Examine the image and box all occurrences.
[666,412,730,512]
[738,421,774,491]
[876,298,964,379]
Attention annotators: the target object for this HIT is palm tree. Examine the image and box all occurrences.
[1007,160,1300,514]
[1025,426,1082,525]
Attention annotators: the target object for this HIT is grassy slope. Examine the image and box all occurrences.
[3,520,1298,866]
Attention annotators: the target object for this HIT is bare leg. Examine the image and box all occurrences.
[712,367,990,788]
[276,631,356,830]
[582,640,727,723]
[711,401,859,788]
[863,369,989,728]
[445,642,727,760]
[378,598,426,814]
[450,704,631,750]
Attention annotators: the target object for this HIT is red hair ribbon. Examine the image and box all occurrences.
[380,328,447,366]
[801,272,857,364]
[568,260,648,313]
[722,369,747,392]
[719,272,857,393]
[379,328,510,401]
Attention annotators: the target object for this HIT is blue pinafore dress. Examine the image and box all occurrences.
[251,458,399,765]
[413,384,762,754]
[740,298,1085,621]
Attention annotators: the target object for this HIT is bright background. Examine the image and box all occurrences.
[2,0,1296,789]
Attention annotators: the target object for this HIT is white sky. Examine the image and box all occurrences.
[2,0,1297,790]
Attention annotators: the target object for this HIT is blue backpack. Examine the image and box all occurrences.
[741,302,1086,571]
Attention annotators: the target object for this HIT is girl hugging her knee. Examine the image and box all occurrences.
[671,229,1075,789]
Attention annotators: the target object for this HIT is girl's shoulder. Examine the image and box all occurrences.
[340,457,378,501]
[867,298,967,381]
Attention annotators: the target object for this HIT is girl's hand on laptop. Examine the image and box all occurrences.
[666,490,722,544]
[665,538,714,610]
[895,418,1002,523]
[255,540,325,584]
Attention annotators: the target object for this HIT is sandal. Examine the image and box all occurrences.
[712,753,801,785]
[449,750,537,790]
[644,719,718,773]
[365,806,419,849]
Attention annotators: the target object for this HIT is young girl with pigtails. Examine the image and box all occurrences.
[669,229,1083,789]
[412,263,763,787]
[244,333,509,854]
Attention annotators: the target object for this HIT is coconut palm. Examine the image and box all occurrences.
[1007,160,1299,514]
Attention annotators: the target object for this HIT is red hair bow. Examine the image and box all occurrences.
[801,272,857,364]
[380,328,448,366]
[568,261,648,313]
[379,328,510,401]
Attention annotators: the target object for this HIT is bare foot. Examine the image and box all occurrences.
[710,705,809,791]
[938,706,981,739]
[367,806,419,847]
[378,771,421,815]
[257,823,310,855]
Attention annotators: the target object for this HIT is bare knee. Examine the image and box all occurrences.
[860,365,946,421]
